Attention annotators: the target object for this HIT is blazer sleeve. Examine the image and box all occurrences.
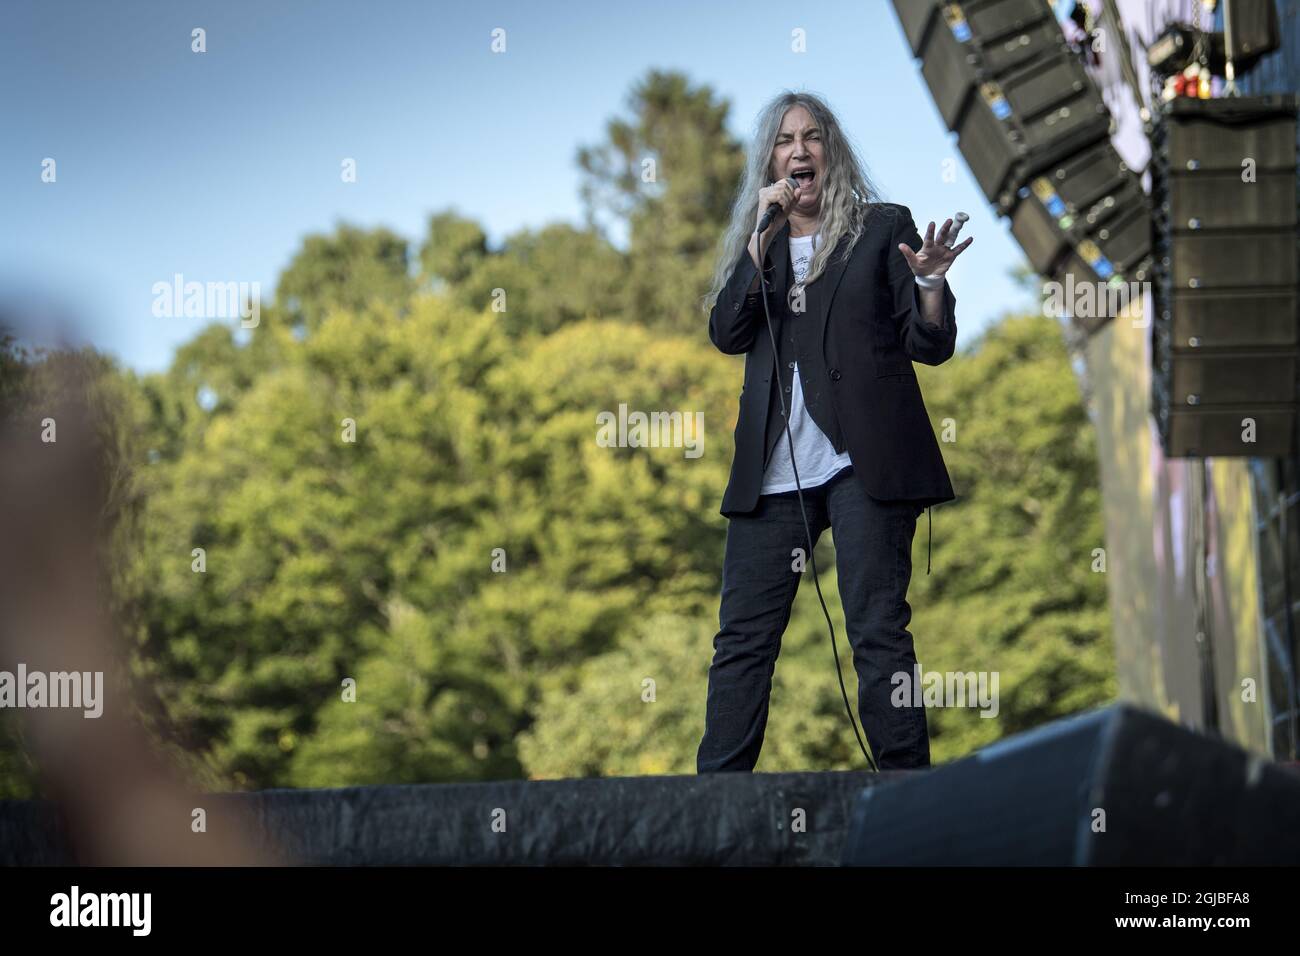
[708,245,777,355]
[886,204,958,367]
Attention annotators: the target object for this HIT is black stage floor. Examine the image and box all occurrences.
[0,768,915,866]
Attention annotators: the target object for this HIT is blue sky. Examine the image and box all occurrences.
[2,0,1037,374]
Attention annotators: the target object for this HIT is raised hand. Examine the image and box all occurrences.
[899,218,973,280]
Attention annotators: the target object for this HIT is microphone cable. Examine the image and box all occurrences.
[753,222,878,773]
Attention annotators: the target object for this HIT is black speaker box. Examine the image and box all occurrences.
[919,1,1065,130]
[1161,169,1298,230]
[1161,288,1299,350]
[1149,22,1229,78]
[1151,94,1300,458]
[1012,139,1150,277]
[1161,350,1298,405]
[1019,161,1154,295]
[1225,0,1282,67]
[1052,248,1118,334]
[955,48,1112,211]
[1155,404,1297,457]
[1158,228,1298,288]
[1155,94,1297,172]
[893,0,940,56]
[1076,177,1153,275]
[841,703,1300,865]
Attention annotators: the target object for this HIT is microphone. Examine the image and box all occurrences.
[756,177,800,234]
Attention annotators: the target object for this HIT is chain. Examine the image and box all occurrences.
[1214,0,1242,97]
[1186,0,1235,99]
[1191,0,1208,66]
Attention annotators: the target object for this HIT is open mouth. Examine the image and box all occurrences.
[791,168,816,187]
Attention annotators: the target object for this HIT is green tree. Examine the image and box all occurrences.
[111,269,746,787]
[418,210,488,288]
[577,69,745,335]
[276,224,413,333]
[446,222,627,337]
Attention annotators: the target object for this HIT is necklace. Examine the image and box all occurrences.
[789,231,819,302]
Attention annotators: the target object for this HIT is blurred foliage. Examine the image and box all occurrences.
[577,69,747,335]
[0,70,1112,796]
[277,224,413,333]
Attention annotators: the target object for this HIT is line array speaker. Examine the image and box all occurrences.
[1012,137,1153,287]
[1150,94,1300,458]
[892,0,1113,213]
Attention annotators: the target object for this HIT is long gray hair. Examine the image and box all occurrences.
[703,91,884,313]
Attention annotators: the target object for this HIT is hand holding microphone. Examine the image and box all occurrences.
[756,177,801,233]
[749,177,801,268]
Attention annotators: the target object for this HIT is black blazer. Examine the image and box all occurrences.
[708,202,958,518]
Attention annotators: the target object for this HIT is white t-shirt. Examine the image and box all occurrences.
[759,232,854,495]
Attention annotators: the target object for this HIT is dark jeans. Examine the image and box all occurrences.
[697,466,930,772]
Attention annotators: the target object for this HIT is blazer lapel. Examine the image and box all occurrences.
[812,231,854,352]
[768,220,791,308]
[767,223,853,351]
